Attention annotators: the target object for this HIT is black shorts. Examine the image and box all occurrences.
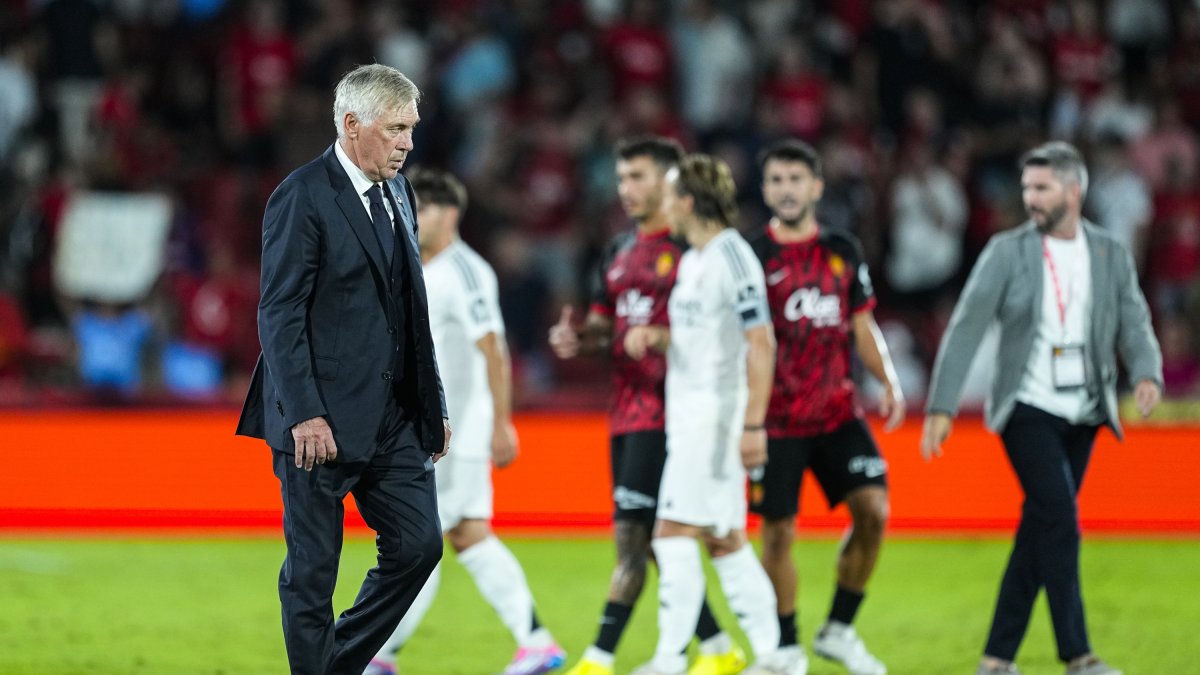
[610,431,667,527]
[749,417,887,518]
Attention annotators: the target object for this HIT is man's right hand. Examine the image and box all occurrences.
[548,306,580,358]
[919,413,952,461]
[291,417,338,471]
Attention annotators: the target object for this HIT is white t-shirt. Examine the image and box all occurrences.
[1016,228,1100,423]
[665,229,771,424]
[423,240,505,459]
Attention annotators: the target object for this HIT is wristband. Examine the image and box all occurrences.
[743,424,765,431]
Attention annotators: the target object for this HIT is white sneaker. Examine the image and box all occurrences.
[813,622,886,675]
[746,645,808,675]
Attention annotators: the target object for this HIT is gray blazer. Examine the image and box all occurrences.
[926,220,1162,439]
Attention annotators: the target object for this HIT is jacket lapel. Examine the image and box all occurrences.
[1021,223,1044,327]
[387,176,430,305]
[323,146,390,282]
[1083,221,1109,344]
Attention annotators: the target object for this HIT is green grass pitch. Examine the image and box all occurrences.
[1,535,1197,674]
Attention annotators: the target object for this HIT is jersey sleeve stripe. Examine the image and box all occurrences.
[719,238,753,282]
[450,251,481,292]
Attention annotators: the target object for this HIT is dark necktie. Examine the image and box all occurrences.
[367,184,394,264]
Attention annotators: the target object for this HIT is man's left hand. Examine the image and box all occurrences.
[880,383,906,432]
[434,418,451,463]
[1134,380,1162,418]
[491,421,519,469]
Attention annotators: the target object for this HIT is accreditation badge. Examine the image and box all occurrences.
[1051,343,1087,390]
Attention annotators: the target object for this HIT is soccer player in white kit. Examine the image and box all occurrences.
[625,155,806,675]
[365,169,565,675]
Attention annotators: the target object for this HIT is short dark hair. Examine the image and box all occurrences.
[673,153,739,228]
[1020,141,1089,195]
[407,168,468,211]
[616,135,685,171]
[757,138,823,178]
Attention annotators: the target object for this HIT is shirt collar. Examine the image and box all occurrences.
[334,140,382,198]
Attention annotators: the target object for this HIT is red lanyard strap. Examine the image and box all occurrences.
[1042,237,1068,329]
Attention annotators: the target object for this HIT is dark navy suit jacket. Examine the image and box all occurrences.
[237,145,447,462]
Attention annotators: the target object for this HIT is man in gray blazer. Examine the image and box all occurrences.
[920,141,1162,675]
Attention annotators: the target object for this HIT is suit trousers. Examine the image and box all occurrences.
[985,402,1098,662]
[272,417,442,675]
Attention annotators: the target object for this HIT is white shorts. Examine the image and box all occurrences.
[434,453,493,532]
[659,402,747,537]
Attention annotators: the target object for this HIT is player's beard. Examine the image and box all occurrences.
[1029,201,1068,234]
[777,202,813,229]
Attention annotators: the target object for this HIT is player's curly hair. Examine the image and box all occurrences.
[672,154,739,227]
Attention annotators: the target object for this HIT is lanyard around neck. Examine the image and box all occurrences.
[1041,236,1071,334]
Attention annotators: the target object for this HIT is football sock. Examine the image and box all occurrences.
[828,585,864,625]
[459,536,541,646]
[651,536,704,673]
[695,598,721,641]
[595,601,633,653]
[375,561,441,658]
[581,645,616,668]
[778,611,798,647]
[713,543,780,658]
[697,631,733,656]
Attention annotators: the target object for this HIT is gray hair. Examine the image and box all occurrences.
[333,64,421,139]
[1020,141,1089,197]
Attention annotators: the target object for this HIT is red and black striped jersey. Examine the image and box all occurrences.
[589,228,685,435]
[747,224,877,437]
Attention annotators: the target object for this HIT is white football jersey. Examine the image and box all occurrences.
[665,229,771,422]
[423,240,505,460]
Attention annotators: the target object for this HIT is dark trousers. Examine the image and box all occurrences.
[985,403,1098,662]
[272,418,442,675]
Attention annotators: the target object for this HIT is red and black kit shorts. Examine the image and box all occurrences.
[749,418,887,518]
[609,430,667,527]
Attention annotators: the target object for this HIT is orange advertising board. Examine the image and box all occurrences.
[1,410,1196,534]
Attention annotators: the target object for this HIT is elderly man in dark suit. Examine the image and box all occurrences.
[237,63,451,675]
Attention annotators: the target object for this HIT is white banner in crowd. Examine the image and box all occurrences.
[53,191,173,303]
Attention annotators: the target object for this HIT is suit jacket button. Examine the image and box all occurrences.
[388,327,396,334]
[382,371,392,381]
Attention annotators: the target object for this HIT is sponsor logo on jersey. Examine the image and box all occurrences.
[655,251,676,277]
[783,287,842,326]
[669,296,703,327]
[616,288,654,324]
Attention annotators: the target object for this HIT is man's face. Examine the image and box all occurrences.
[346,99,419,182]
[1021,165,1074,231]
[660,167,688,236]
[616,156,666,223]
[415,200,453,251]
[761,158,823,226]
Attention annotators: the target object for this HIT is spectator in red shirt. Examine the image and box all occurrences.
[600,0,674,103]
[759,39,830,143]
[1147,156,1200,314]
[219,0,297,166]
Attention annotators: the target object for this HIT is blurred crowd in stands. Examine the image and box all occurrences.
[0,0,1198,409]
